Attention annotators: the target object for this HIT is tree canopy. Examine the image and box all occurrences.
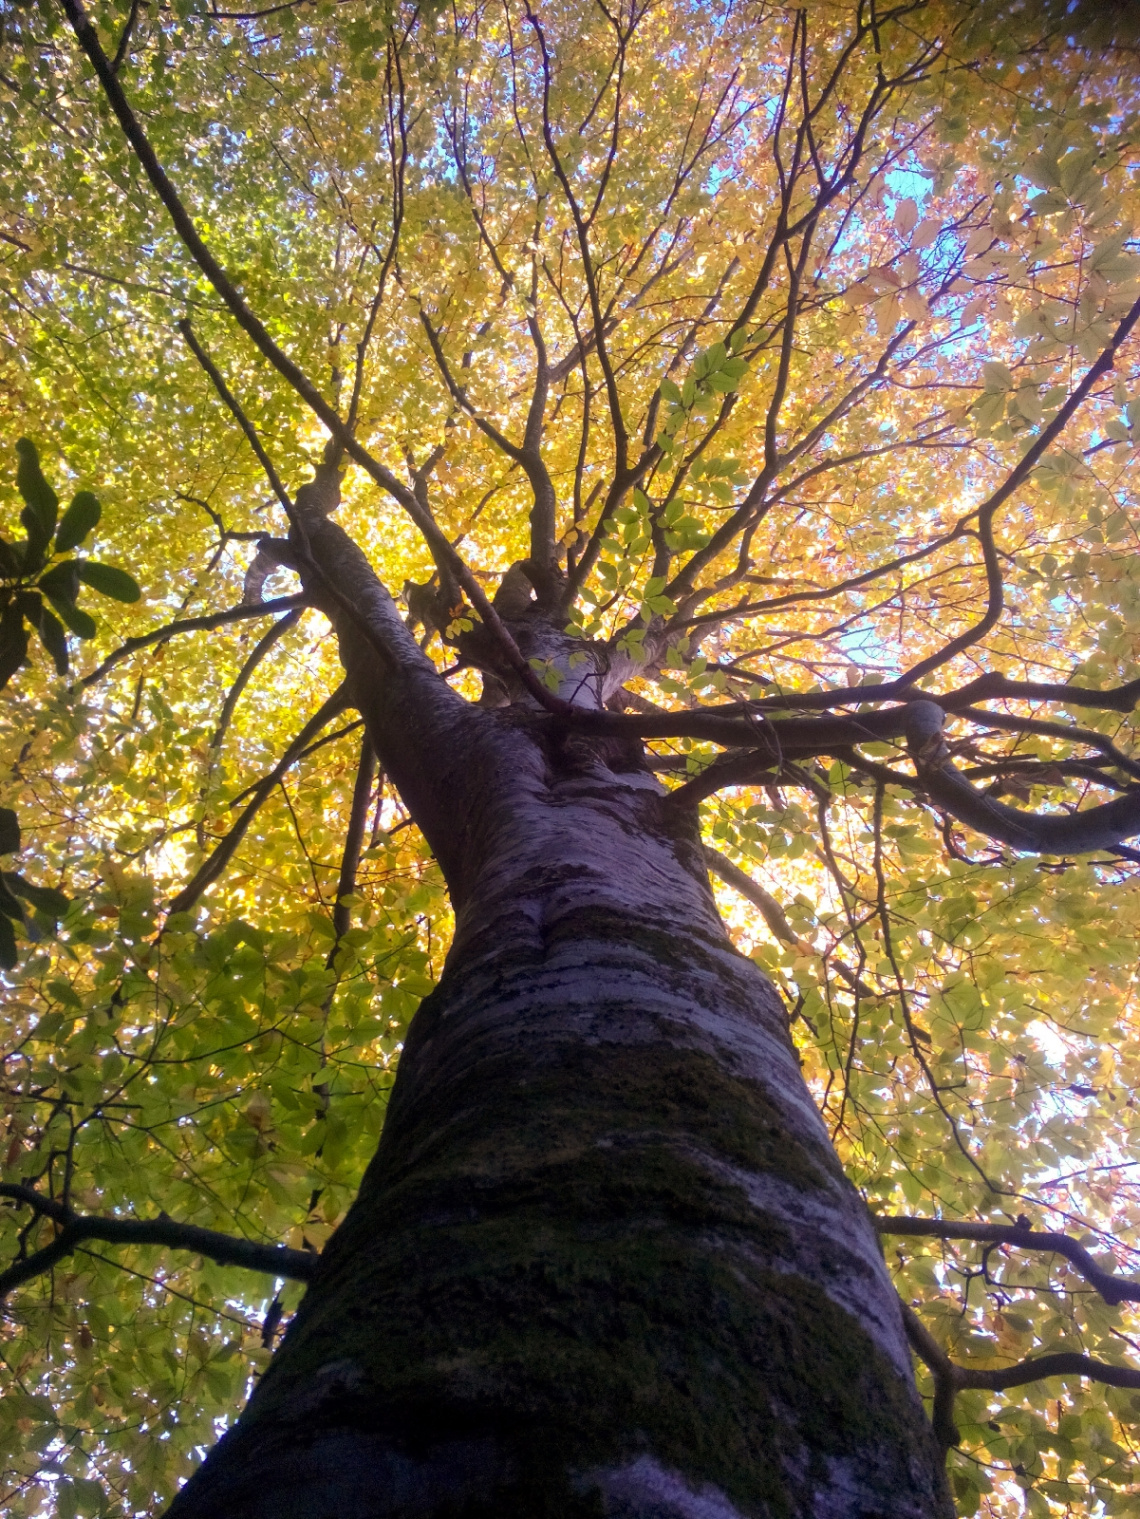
[2,0,1140,1514]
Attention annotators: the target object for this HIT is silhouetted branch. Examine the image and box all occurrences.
[330,731,375,948]
[167,684,350,917]
[905,700,1140,854]
[208,610,302,757]
[877,1215,1140,1306]
[956,1352,1140,1393]
[0,1182,316,1299]
[888,1216,1140,1451]
[75,596,306,691]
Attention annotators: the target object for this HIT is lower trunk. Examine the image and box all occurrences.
[166,721,950,1519]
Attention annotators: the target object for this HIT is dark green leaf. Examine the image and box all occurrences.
[0,910,16,970]
[19,523,51,576]
[55,489,101,552]
[15,588,42,627]
[5,873,68,919]
[15,437,58,544]
[0,600,28,691]
[48,596,97,640]
[0,538,21,579]
[0,873,25,920]
[39,559,80,605]
[77,561,141,603]
[19,526,50,575]
[0,808,19,855]
[36,604,69,676]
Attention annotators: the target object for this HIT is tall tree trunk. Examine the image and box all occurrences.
[165,506,951,1519]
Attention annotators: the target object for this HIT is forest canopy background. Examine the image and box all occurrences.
[2,0,1140,1515]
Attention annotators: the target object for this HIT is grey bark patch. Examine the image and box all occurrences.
[584,1456,746,1517]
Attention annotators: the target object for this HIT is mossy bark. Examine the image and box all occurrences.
[166,706,951,1518]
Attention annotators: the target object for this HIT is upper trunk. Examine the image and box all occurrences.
[164,658,951,1516]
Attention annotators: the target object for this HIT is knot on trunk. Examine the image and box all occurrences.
[904,699,950,767]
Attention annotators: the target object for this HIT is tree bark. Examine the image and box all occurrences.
[164,505,951,1519]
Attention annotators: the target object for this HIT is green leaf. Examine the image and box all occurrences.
[71,1477,106,1515]
[0,873,25,920]
[48,596,97,640]
[5,872,68,920]
[0,538,20,579]
[15,587,42,625]
[15,439,58,571]
[55,490,101,552]
[76,561,141,603]
[38,559,80,605]
[15,437,58,533]
[0,808,19,855]
[659,376,682,403]
[982,360,1014,392]
[0,598,28,690]
[0,910,16,970]
[36,604,69,676]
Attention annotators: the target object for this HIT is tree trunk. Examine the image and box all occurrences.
[163,506,951,1518]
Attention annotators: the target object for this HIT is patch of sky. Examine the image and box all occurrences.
[884,168,933,206]
[705,163,732,196]
[836,623,892,669]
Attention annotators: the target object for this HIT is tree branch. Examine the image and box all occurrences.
[167,683,350,917]
[877,1215,1140,1307]
[956,1352,1140,1393]
[207,610,302,759]
[0,1182,316,1299]
[705,844,877,998]
[60,0,568,714]
[74,596,306,691]
[899,290,1140,685]
[905,700,1140,854]
[330,731,374,948]
[899,1299,961,1452]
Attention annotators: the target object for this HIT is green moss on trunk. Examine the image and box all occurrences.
[234,1036,938,1515]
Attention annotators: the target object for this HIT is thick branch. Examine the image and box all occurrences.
[0,1182,316,1298]
[905,700,1140,855]
[877,1215,1140,1307]
[330,731,375,947]
[899,1300,961,1452]
[955,1353,1140,1393]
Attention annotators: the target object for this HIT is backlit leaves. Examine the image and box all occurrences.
[0,2,1139,1515]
